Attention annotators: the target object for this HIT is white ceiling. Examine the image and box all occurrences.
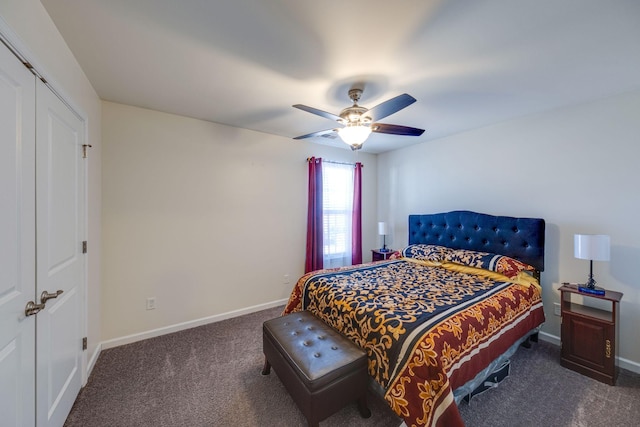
[41,0,640,153]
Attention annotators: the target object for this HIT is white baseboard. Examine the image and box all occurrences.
[101,298,288,350]
[87,343,102,377]
[538,331,561,346]
[618,355,640,374]
[537,331,640,375]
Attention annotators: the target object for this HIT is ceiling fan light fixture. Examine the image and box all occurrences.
[293,89,423,147]
[338,123,371,149]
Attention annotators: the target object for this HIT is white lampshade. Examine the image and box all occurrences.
[338,124,371,148]
[574,234,610,261]
[378,222,388,236]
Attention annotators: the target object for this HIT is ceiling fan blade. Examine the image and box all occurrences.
[365,93,416,122]
[293,104,342,122]
[372,123,425,136]
[293,129,338,140]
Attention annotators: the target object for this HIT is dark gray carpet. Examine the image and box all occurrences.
[65,306,640,427]
[457,336,640,427]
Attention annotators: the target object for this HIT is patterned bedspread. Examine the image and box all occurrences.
[283,257,545,427]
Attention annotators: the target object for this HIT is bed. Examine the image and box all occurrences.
[283,210,545,427]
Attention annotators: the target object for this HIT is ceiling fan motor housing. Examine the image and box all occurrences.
[340,89,371,124]
[339,105,371,125]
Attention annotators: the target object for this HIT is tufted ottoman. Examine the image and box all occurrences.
[262,311,371,426]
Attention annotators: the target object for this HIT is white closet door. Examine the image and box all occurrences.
[35,79,85,427]
[0,42,36,426]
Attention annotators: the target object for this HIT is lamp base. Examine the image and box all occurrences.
[379,247,390,253]
[578,285,605,296]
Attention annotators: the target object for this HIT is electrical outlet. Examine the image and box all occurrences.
[146,297,156,310]
[283,274,290,284]
[553,302,561,316]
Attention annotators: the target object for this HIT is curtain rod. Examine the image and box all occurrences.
[306,158,363,167]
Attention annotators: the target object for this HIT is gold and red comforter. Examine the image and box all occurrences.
[283,257,544,427]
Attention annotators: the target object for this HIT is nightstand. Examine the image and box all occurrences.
[371,249,394,262]
[559,283,623,385]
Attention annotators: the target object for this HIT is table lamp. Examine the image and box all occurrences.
[574,234,610,295]
[378,222,389,252]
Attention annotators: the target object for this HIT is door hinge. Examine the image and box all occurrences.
[82,241,87,254]
[82,144,92,159]
[82,337,87,351]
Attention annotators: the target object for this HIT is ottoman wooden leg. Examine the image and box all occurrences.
[261,357,271,375]
[357,395,371,418]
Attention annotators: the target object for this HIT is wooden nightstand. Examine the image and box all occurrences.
[559,283,623,385]
[371,249,394,262]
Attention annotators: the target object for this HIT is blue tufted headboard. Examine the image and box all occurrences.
[408,210,545,271]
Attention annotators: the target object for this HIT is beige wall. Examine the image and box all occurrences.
[101,101,378,341]
[0,1,102,372]
[377,90,640,371]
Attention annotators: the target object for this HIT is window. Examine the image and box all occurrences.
[305,157,361,273]
[322,162,354,268]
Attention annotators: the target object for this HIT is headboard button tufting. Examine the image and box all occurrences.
[407,211,545,271]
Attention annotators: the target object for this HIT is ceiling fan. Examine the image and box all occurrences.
[292,88,425,151]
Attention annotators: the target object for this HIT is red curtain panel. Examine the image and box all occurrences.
[305,157,323,273]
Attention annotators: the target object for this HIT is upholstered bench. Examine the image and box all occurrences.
[262,311,371,426]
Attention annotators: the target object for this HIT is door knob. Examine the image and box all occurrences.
[41,289,64,304]
[25,301,46,316]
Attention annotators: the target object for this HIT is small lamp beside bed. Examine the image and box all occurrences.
[378,222,389,252]
[574,234,610,295]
